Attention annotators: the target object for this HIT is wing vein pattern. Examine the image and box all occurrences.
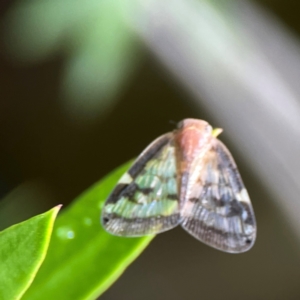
[102,133,180,236]
[181,139,256,253]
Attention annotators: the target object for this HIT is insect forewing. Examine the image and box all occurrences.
[180,139,256,253]
[102,133,180,236]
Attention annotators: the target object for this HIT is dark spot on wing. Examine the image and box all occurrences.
[139,187,153,195]
[167,194,178,200]
[201,183,228,207]
[218,186,233,204]
[189,197,199,203]
[227,199,244,217]
[214,196,227,207]
[103,217,109,224]
[122,183,139,199]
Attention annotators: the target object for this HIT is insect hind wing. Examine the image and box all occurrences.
[180,139,256,253]
[101,133,180,236]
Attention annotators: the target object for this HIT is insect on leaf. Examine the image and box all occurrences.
[102,118,256,253]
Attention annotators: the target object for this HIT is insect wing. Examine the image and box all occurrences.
[180,139,256,253]
[102,133,180,236]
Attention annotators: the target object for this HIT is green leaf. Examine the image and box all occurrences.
[23,161,154,300]
[61,1,141,119]
[0,206,61,300]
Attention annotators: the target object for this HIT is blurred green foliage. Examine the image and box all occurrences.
[0,206,60,300]
[22,161,153,300]
[5,0,142,118]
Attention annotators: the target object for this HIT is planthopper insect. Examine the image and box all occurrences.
[101,119,256,253]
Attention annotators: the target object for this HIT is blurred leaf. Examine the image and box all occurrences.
[62,1,141,118]
[23,161,154,300]
[4,0,101,62]
[0,206,61,300]
[4,0,142,119]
